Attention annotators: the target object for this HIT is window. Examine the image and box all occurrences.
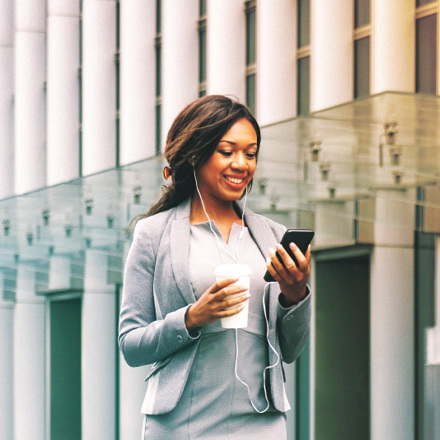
[155,0,162,155]
[415,3,437,94]
[355,0,370,28]
[354,37,370,98]
[245,0,256,115]
[353,0,370,99]
[297,0,310,115]
[198,0,207,97]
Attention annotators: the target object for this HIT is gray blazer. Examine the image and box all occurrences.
[118,198,311,415]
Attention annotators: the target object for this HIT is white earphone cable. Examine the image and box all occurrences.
[193,167,279,414]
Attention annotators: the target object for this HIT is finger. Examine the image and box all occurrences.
[216,303,246,318]
[210,277,239,293]
[287,243,308,270]
[222,291,250,309]
[216,284,248,300]
[264,257,278,281]
[268,247,291,280]
[275,244,298,272]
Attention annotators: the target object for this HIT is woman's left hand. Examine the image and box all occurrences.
[266,243,311,307]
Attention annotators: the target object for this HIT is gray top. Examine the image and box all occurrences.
[142,221,287,439]
[119,198,311,418]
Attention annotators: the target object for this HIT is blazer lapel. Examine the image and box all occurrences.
[169,199,197,305]
[239,202,282,328]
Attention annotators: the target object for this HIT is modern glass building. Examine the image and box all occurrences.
[0,1,439,439]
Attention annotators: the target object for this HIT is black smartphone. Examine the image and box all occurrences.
[264,229,315,282]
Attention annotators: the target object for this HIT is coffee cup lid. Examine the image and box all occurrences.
[214,264,252,277]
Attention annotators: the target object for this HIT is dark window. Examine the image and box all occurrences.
[155,0,162,154]
[297,56,310,115]
[245,1,256,114]
[354,37,370,99]
[198,0,207,97]
[298,0,310,48]
[246,73,256,115]
[199,0,206,17]
[416,14,437,94]
[355,0,370,28]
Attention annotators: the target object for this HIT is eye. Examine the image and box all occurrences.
[245,152,257,159]
[218,150,233,157]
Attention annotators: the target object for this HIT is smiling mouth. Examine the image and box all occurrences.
[225,176,245,184]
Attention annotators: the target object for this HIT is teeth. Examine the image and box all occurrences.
[226,177,244,184]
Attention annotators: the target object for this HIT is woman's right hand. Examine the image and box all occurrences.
[185,278,250,330]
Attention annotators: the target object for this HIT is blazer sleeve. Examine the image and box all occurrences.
[264,216,311,364]
[276,288,311,363]
[118,220,200,368]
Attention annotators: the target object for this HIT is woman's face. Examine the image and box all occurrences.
[195,118,258,204]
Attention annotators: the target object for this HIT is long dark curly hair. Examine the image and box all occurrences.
[136,95,261,223]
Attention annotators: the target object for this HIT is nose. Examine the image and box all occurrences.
[231,152,247,170]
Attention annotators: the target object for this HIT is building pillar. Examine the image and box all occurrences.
[257,0,297,125]
[0,0,14,199]
[371,0,415,94]
[161,0,198,141]
[310,0,353,112]
[14,0,46,194]
[82,250,116,440]
[120,0,156,164]
[82,0,117,175]
[119,356,149,440]
[13,266,46,440]
[206,0,246,102]
[370,191,415,440]
[0,272,14,440]
[46,1,80,186]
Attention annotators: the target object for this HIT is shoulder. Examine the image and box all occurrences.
[133,207,176,242]
[245,208,286,241]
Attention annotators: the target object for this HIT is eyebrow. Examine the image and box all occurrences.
[218,140,258,147]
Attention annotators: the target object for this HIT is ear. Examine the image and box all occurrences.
[189,156,195,166]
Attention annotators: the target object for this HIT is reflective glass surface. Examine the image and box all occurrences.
[1,93,439,298]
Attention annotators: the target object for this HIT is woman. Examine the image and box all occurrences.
[119,95,311,439]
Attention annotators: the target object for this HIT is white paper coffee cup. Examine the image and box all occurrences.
[214,264,252,329]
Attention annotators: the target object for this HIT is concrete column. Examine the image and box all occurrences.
[48,255,71,290]
[426,236,440,364]
[119,355,149,440]
[0,0,14,198]
[14,0,46,194]
[257,0,297,125]
[82,0,116,175]
[310,0,353,112]
[161,0,199,142]
[82,250,116,440]
[46,1,80,186]
[120,0,156,164]
[0,272,14,440]
[13,266,46,440]
[371,0,415,94]
[206,0,246,101]
[370,191,415,440]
